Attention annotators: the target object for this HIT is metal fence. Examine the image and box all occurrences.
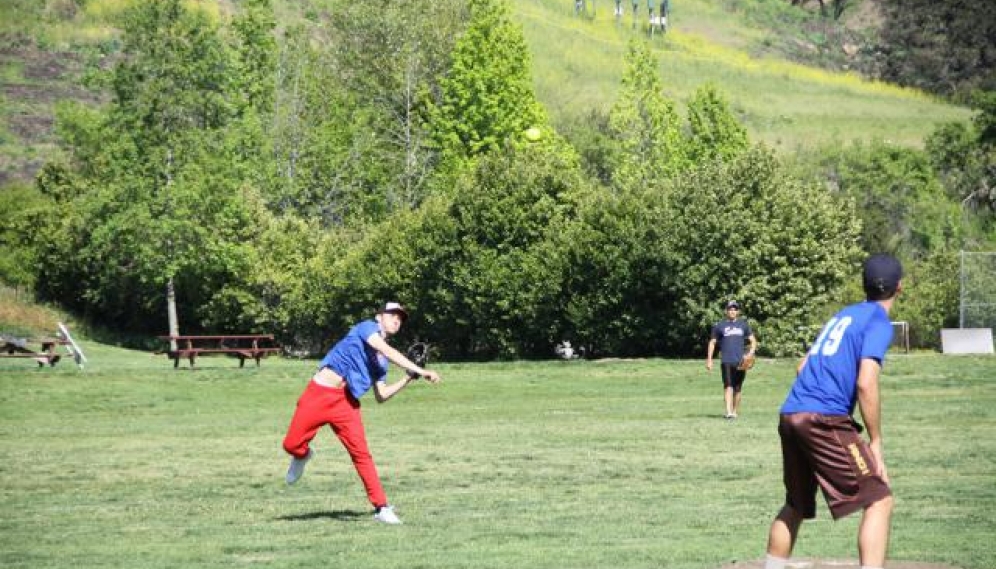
[959,251,996,330]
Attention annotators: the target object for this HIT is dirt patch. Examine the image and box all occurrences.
[0,158,45,187]
[5,112,55,140]
[0,45,84,82]
[842,0,884,31]
[1,42,109,185]
[22,52,76,81]
[2,81,103,106]
[717,559,962,569]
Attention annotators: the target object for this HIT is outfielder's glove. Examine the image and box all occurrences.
[405,342,429,379]
[737,353,756,371]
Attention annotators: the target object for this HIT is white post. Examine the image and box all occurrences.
[959,250,965,329]
[167,278,179,352]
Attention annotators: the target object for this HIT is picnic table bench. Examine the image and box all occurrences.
[1,335,72,367]
[158,334,282,368]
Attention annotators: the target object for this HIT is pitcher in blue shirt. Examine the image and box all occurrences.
[282,302,441,525]
[763,254,902,569]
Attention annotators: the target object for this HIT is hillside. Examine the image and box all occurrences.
[0,284,75,337]
[514,0,971,150]
[0,0,974,188]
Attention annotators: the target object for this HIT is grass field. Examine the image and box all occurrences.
[1,344,994,569]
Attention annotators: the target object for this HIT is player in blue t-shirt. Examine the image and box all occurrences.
[281,302,441,525]
[763,254,903,569]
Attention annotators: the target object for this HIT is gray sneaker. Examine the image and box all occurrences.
[373,505,402,525]
[285,449,312,485]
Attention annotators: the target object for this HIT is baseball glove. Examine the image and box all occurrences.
[405,341,429,379]
[737,353,756,371]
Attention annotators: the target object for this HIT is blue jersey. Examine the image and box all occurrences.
[318,320,390,399]
[781,301,893,416]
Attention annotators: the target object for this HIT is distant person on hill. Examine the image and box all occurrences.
[659,0,670,31]
[762,254,902,569]
[281,302,441,525]
[706,300,758,419]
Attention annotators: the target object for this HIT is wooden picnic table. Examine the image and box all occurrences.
[158,334,282,368]
[1,336,71,367]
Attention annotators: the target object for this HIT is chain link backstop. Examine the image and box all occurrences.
[959,251,996,330]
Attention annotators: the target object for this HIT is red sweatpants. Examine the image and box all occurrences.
[282,380,388,508]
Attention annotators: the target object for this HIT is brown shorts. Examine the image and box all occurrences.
[778,413,891,520]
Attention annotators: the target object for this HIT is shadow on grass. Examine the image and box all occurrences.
[276,509,367,522]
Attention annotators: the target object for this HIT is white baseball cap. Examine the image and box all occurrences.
[378,302,409,321]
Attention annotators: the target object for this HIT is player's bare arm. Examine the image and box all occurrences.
[706,338,716,370]
[372,375,417,403]
[857,357,888,484]
[366,333,441,383]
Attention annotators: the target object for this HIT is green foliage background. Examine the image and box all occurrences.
[2,0,995,356]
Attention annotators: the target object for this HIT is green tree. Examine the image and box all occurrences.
[228,0,279,206]
[328,0,467,209]
[430,0,547,170]
[559,182,678,356]
[811,141,964,257]
[973,90,996,145]
[926,93,996,224]
[299,139,587,360]
[607,39,687,191]
[664,147,863,356]
[686,83,749,164]
[292,195,460,354]
[267,25,393,225]
[231,0,277,117]
[106,0,234,177]
[559,109,617,186]
[891,251,960,350]
[431,143,584,358]
[37,0,270,335]
[879,0,996,98]
[0,182,53,292]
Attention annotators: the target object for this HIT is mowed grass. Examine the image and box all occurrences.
[1,345,994,569]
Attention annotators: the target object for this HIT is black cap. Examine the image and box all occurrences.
[725,300,740,310]
[863,254,903,299]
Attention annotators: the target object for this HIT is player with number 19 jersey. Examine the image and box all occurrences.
[781,301,894,416]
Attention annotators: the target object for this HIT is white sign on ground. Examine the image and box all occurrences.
[940,328,994,354]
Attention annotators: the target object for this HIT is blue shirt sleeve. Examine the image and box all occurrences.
[355,320,380,344]
[354,320,389,382]
[318,320,389,399]
[861,314,894,365]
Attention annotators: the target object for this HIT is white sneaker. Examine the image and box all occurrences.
[285,449,312,485]
[373,505,402,525]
